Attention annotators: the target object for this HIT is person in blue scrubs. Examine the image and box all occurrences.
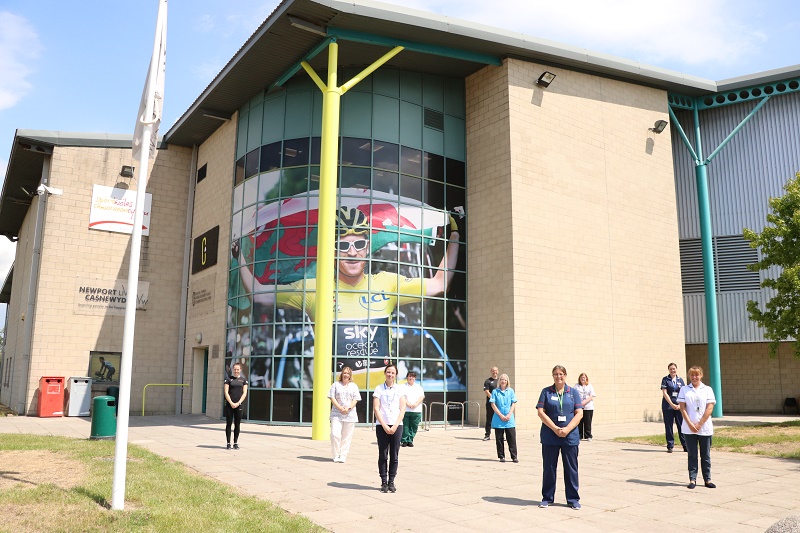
[490,373,518,463]
[536,365,583,510]
[661,362,687,453]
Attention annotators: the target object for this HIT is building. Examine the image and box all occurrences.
[1,0,798,426]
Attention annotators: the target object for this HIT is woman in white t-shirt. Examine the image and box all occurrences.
[678,366,717,489]
[373,363,406,493]
[328,366,361,463]
[575,373,596,442]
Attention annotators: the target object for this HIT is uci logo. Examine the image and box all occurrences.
[359,291,390,311]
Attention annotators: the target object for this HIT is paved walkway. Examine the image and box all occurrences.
[2,414,799,532]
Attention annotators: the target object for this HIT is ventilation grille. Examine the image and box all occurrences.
[680,235,760,293]
[423,108,444,131]
[715,235,760,291]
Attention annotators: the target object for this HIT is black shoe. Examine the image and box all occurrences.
[483,436,491,441]
[226,443,232,450]
[512,458,519,463]
[704,482,716,489]
[407,442,414,447]
[499,457,505,463]
[233,443,239,450]
[388,482,396,493]
[688,481,696,489]
[400,442,407,447]
[380,483,389,493]
[667,448,673,453]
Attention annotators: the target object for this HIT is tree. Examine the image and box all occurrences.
[744,171,800,358]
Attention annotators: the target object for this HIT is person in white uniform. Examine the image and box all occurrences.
[400,371,425,447]
[328,366,361,463]
[678,365,717,489]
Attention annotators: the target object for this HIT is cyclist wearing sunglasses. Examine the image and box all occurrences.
[234,205,461,368]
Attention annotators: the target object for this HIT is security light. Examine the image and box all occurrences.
[536,71,557,88]
[650,120,668,134]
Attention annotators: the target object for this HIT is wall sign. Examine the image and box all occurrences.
[89,185,153,235]
[192,226,219,274]
[74,278,150,316]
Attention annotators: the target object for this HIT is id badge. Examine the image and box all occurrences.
[671,392,678,397]
[558,416,567,422]
[551,396,558,401]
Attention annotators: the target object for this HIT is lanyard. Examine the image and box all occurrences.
[557,389,564,414]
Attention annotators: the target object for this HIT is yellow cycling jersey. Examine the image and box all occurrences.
[275,271,426,320]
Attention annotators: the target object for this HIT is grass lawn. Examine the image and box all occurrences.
[0,434,325,533]
[615,420,800,459]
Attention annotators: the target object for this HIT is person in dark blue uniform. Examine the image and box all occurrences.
[661,362,687,453]
[536,365,583,510]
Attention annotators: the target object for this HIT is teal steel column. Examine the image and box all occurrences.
[695,162,723,417]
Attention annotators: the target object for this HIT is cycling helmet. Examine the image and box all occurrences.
[336,206,369,236]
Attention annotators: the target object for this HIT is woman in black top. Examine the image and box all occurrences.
[224,363,248,450]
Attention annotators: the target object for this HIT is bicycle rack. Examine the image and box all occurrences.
[463,401,482,429]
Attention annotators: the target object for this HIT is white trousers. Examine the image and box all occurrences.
[330,418,355,460]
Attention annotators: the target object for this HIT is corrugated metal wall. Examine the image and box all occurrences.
[673,92,800,343]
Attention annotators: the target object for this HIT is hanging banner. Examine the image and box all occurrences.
[88,185,153,235]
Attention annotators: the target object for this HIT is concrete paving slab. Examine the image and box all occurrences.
[1,413,799,531]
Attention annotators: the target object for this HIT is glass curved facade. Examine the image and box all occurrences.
[228,69,468,424]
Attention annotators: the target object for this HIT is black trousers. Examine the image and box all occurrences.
[224,404,243,443]
[485,401,493,437]
[578,410,594,439]
[494,427,517,460]
[376,425,403,483]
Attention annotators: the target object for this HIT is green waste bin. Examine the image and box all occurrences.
[90,396,117,440]
[107,386,120,415]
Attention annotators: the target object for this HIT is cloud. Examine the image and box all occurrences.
[0,12,42,111]
[389,0,767,73]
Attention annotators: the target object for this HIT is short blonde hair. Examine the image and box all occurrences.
[338,366,353,382]
[688,365,704,378]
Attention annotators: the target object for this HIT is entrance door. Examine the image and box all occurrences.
[191,347,209,414]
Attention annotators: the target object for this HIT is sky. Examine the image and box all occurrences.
[0,0,798,325]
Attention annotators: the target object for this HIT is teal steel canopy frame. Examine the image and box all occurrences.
[667,75,800,417]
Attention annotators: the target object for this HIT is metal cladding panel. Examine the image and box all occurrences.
[683,291,768,344]
[673,92,800,240]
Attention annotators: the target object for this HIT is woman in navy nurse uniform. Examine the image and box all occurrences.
[661,362,687,453]
[536,365,583,510]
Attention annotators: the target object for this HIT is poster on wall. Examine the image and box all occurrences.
[74,278,150,316]
[228,185,467,393]
[88,184,153,235]
[88,352,121,384]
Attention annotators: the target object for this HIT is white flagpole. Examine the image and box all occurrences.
[111,0,167,511]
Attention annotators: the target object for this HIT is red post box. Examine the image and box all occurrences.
[38,376,65,417]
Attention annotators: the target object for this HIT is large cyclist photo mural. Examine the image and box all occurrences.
[228,137,467,423]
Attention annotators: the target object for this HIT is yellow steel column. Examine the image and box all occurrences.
[311,41,340,440]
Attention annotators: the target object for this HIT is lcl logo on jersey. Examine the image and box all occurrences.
[359,291,390,311]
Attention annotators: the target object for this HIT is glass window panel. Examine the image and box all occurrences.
[310,166,320,190]
[310,137,321,165]
[423,298,445,329]
[445,158,465,187]
[445,329,467,360]
[259,170,281,202]
[232,182,244,214]
[247,389,270,421]
[425,392,444,419]
[243,177,258,207]
[280,167,310,197]
[245,148,259,178]
[372,170,398,196]
[283,138,310,167]
[248,357,273,388]
[340,167,371,189]
[400,147,422,177]
[235,157,245,186]
[400,174,423,202]
[341,137,372,167]
[271,391,301,422]
[445,184,466,214]
[446,301,466,331]
[397,326,423,358]
[260,141,282,172]
[274,356,303,389]
[373,141,399,171]
[423,179,445,209]
[302,391,314,423]
[241,205,257,240]
[424,152,444,180]
[230,210,242,241]
[446,360,467,393]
